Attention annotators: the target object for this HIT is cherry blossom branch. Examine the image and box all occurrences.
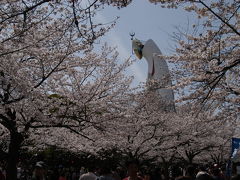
[29,124,95,142]
[0,25,58,57]
[0,114,11,130]
[83,0,99,11]
[33,38,73,88]
[87,7,96,43]
[198,0,240,36]
[0,0,51,24]
[206,59,240,75]
[72,0,83,38]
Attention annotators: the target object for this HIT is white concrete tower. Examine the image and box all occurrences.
[132,38,175,112]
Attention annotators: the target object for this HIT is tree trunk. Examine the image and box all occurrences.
[186,150,194,165]
[161,157,170,180]
[6,132,23,180]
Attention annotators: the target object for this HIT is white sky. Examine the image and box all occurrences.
[96,0,194,87]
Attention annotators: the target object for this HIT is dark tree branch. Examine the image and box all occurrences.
[84,0,99,11]
[0,0,51,24]
[72,0,83,38]
[87,7,96,43]
[29,124,95,142]
[199,0,240,36]
[33,39,72,88]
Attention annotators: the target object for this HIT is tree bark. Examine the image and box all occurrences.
[161,157,170,180]
[6,132,23,180]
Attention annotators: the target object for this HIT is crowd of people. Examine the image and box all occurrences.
[1,160,240,180]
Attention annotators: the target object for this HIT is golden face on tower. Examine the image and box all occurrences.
[132,39,144,59]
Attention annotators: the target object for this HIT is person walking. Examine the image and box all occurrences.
[123,160,143,180]
[79,166,97,180]
[32,161,47,180]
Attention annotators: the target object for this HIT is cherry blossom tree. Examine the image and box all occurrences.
[83,0,239,170]
[147,1,239,165]
[148,0,240,115]
[94,0,239,168]
[38,86,234,176]
[173,113,233,164]
[0,1,133,180]
[97,90,234,166]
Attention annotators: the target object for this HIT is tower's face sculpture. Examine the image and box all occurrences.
[132,39,144,59]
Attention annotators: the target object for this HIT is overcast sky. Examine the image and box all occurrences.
[96,0,194,87]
